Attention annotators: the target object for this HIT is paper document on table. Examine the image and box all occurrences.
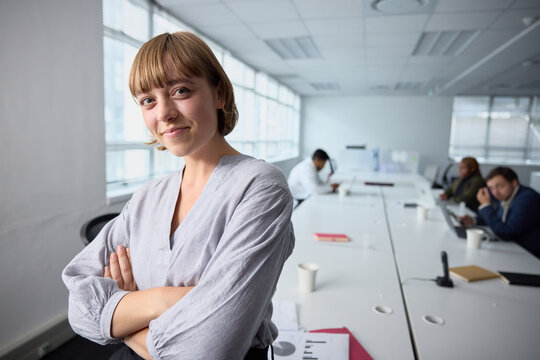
[273,331,349,360]
[272,300,299,331]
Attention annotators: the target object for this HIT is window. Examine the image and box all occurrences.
[103,0,300,198]
[449,96,540,165]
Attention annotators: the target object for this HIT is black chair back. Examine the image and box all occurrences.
[80,213,119,245]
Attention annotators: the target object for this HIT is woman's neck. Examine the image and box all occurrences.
[182,136,240,184]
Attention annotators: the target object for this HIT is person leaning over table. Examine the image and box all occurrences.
[62,32,295,360]
[439,157,485,211]
[460,167,540,258]
[287,149,339,204]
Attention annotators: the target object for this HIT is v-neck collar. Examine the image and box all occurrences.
[167,154,249,249]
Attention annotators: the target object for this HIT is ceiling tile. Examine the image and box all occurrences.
[304,17,363,35]
[226,0,299,23]
[158,0,219,5]
[366,14,429,33]
[435,0,514,13]
[489,9,540,29]
[293,0,363,19]
[249,21,309,39]
[164,3,239,27]
[222,38,274,54]
[320,48,364,62]
[312,34,364,50]
[199,24,257,44]
[426,12,500,31]
[366,32,421,47]
[333,66,367,79]
[367,46,414,57]
[510,0,540,10]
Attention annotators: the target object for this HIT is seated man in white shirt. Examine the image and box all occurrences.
[288,149,339,204]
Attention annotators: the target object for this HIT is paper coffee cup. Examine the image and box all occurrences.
[466,229,488,249]
[298,262,319,293]
[417,206,428,220]
[338,187,348,199]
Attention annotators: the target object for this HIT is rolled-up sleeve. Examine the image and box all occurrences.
[62,205,131,344]
[146,183,295,359]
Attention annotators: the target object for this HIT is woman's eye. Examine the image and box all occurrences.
[140,98,153,106]
[175,88,190,96]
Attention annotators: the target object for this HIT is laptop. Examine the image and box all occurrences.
[440,204,499,241]
[440,204,468,238]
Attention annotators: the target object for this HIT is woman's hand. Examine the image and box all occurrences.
[104,245,138,292]
[439,193,448,200]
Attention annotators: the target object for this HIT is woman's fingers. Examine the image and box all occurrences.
[107,246,138,291]
[109,252,124,289]
[117,246,135,289]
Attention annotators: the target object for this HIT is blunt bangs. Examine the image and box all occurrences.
[129,33,204,96]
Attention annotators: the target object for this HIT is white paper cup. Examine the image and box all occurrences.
[417,206,428,220]
[466,229,489,249]
[298,262,319,293]
[338,187,348,200]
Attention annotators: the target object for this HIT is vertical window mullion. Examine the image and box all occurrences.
[524,96,534,161]
[485,96,494,160]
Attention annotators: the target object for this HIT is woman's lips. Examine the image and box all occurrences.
[162,127,189,138]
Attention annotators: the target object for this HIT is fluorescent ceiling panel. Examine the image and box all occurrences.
[249,21,308,39]
[426,12,500,31]
[413,31,479,56]
[310,82,341,91]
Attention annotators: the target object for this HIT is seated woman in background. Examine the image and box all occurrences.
[63,32,294,360]
[439,157,485,211]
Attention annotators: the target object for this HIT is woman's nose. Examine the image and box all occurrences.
[156,98,177,122]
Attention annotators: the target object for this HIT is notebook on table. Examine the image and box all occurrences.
[449,265,500,282]
[498,271,540,287]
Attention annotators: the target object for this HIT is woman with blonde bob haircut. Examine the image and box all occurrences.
[63,32,294,360]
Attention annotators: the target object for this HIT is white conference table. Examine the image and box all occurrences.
[273,187,416,359]
[273,172,540,359]
[382,184,540,360]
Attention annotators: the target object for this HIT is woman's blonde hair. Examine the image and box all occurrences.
[129,32,238,150]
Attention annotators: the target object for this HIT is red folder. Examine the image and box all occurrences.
[309,327,373,360]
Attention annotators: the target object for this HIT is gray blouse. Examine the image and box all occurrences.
[62,154,295,359]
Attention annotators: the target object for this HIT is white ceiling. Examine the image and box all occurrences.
[155,0,540,96]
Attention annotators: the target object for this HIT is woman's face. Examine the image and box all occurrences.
[135,73,222,158]
[458,161,472,178]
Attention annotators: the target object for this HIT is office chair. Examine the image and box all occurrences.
[80,213,119,245]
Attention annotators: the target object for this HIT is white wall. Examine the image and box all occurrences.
[302,95,540,186]
[302,95,454,175]
[0,0,122,353]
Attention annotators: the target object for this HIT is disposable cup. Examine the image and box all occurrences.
[298,262,319,293]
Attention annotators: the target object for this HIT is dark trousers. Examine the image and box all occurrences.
[110,345,270,359]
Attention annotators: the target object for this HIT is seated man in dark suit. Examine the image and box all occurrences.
[461,167,540,258]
